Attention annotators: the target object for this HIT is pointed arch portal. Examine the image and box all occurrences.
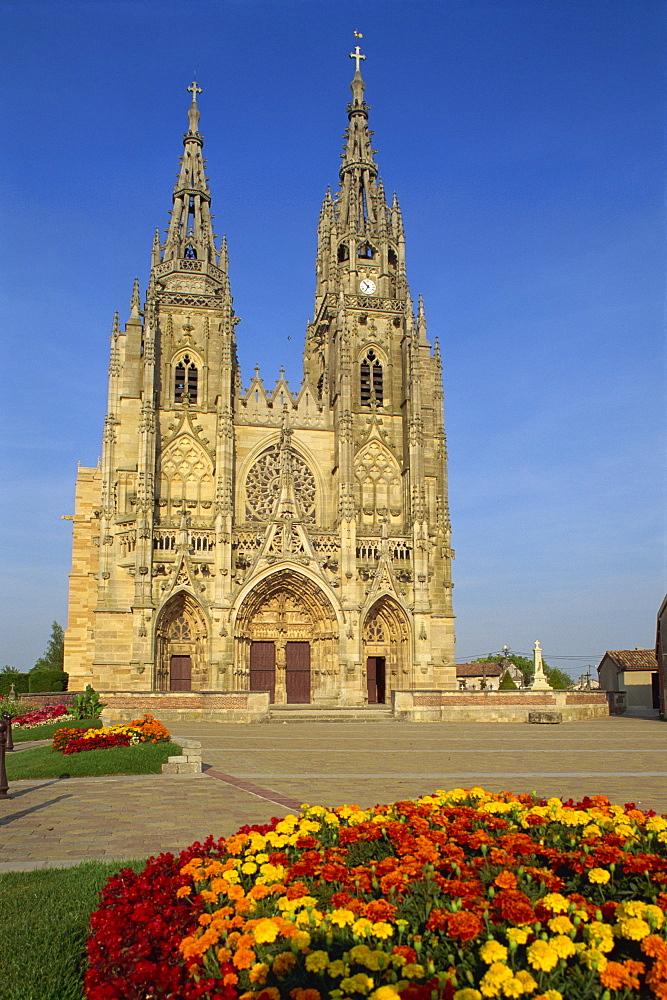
[155,591,209,691]
[362,597,411,703]
[235,570,338,704]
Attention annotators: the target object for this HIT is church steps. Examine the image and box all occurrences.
[267,705,394,723]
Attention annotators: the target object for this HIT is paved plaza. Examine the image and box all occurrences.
[1,714,665,872]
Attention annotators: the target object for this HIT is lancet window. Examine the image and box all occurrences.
[360,349,383,406]
[175,355,198,404]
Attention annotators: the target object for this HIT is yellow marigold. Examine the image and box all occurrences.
[305,951,330,973]
[515,971,537,992]
[340,973,375,994]
[547,916,573,935]
[588,868,610,884]
[293,930,311,951]
[617,917,650,941]
[646,815,667,832]
[253,918,281,944]
[371,988,403,1000]
[453,991,482,1000]
[400,964,425,980]
[328,959,347,978]
[645,904,665,929]
[501,976,527,998]
[583,824,601,837]
[330,908,356,927]
[533,993,562,1000]
[550,935,577,960]
[541,893,569,914]
[579,948,607,972]
[249,963,269,984]
[587,921,614,953]
[526,940,559,972]
[479,962,513,998]
[614,824,636,840]
[241,861,258,874]
[505,928,529,946]
[479,940,508,965]
[352,917,373,937]
[371,921,393,939]
[272,951,296,976]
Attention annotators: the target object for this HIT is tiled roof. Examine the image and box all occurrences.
[603,649,657,672]
[456,662,503,678]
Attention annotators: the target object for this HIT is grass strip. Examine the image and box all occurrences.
[0,859,145,1000]
[6,741,182,779]
[12,719,103,743]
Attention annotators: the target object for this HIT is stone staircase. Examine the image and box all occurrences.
[267,704,395,723]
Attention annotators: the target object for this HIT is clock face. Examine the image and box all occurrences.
[359,278,377,295]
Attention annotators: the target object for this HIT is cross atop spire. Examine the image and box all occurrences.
[187,80,202,103]
[349,44,365,74]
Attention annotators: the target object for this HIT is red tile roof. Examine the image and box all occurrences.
[603,649,657,671]
[456,662,503,678]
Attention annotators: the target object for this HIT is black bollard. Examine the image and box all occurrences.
[2,712,13,751]
[0,719,8,797]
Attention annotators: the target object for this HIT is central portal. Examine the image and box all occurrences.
[236,570,338,704]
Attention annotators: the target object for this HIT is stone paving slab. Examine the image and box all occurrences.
[1,715,664,872]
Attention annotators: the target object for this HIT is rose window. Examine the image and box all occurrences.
[245,445,316,522]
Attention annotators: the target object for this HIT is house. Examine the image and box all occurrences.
[597,649,659,711]
[656,596,667,718]
[456,662,503,691]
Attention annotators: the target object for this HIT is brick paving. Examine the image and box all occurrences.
[1,714,665,872]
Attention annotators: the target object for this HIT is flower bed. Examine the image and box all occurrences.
[53,714,171,754]
[85,788,667,1000]
[12,703,73,729]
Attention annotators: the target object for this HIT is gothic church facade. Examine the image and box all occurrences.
[64,53,456,704]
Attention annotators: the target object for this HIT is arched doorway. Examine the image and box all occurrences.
[235,570,338,704]
[362,597,410,703]
[155,591,209,691]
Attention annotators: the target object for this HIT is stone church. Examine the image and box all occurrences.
[64,50,456,704]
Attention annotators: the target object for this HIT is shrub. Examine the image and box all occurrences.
[28,670,69,693]
[71,685,105,719]
[498,671,518,690]
[0,673,30,696]
[0,694,34,718]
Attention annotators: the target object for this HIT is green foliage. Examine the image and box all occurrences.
[5,741,182,780]
[0,673,30,696]
[2,665,20,674]
[0,696,33,718]
[545,665,572,689]
[71,684,105,719]
[498,670,518,690]
[28,670,69,693]
[0,860,145,1000]
[31,621,64,673]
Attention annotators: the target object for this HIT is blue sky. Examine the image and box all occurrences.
[0,0,664,680]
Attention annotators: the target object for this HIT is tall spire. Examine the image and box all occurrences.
[162,81,216,264]
[337,44,383,234]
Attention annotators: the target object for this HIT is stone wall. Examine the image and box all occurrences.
[392,689,608,723]
[99,689,270,724]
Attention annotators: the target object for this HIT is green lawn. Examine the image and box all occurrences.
[6,741,182,780]
[12,718,103,743]
[0,860,145,1000]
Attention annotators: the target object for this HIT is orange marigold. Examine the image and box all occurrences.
[494,871,518,890]
[233,947,257,969]
[642,935,667,959]
[600,960,644,991]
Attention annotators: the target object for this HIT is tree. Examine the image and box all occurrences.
[32,621,65,673]
[498,671,518,690]
[474,652,572,690]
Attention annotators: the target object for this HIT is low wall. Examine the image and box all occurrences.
[99,690,270,724]
[392,689,609,723]
[7,692,77,709]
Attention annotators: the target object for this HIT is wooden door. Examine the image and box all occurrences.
[286,642,310,704]
[170,655,192,691]
[366,656,386,704]
[250,641,276,702]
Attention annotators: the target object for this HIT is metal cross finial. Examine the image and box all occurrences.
[187,80,202,102]
[349,45,366,73]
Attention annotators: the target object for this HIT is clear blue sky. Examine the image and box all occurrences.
[1,0,664,680]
